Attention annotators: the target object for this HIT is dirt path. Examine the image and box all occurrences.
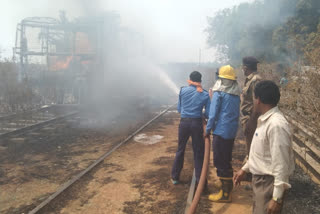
[196,137,252,214]
[46,112,192,214]
[46,112,253,214]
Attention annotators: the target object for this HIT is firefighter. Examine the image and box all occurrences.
[205,65,241,203]
[171,71,211,185]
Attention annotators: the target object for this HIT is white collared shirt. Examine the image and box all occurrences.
[242,106,295,198]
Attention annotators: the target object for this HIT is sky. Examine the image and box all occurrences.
[0,0,252,63]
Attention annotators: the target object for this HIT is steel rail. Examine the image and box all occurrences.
[0,105,53,121]
[187,135,211,214]
[0,104,78,121]
[28,104,176,214]
[0,104,79,138]
[185,170,197,214]
[0,111,79,139]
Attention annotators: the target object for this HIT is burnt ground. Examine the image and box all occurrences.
[36,111,195,214]
[0,106,162,214]
[283,166,320,214]
[197,128,320,214]
[2,108,320,214]
[120,113,194,214]
[37,112,252,214]
[196,134,252,214]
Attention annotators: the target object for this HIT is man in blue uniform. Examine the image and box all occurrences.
[171,71,211,184]
[205,65,241,203]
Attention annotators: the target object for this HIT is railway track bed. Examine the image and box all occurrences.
[0,105,78,138]
[1,106,320,213]
[30,110,254,214]
[0,105,163,214]
[29,110,192,214]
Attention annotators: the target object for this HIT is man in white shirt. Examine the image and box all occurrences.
[233,80,295,214]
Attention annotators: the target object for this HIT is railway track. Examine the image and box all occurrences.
[2,104,318,213]
[185,170,197,213]
[0,105,79,138]
[27,104,175,214]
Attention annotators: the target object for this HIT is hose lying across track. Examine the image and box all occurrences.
[28,104,176,214]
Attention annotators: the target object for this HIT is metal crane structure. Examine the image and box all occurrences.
[13,13,103,104]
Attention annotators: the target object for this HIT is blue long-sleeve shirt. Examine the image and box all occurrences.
[206,91,240,139]
[177,86,211,118]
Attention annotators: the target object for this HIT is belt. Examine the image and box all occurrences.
[252,174,274,180]
[181,118,202,121]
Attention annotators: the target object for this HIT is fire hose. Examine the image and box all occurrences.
[187,129,211,214]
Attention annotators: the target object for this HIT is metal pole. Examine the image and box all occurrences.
[19,22,24,82]
[198,48,201,69]
[46,27,49,70]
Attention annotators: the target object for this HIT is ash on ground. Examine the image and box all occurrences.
[283,166,320,214]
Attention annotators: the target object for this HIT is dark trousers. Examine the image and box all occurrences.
[244,113,259,155]
[171,118,204,182]
[212,135,234,177]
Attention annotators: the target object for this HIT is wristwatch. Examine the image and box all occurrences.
[272,197,282,204]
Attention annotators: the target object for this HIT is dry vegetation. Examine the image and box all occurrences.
[258,63,320,133]
[0,60,41,115]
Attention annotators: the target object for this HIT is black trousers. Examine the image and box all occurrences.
[171,118,204,182]
[212,135,234,177]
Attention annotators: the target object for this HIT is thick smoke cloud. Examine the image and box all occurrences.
[52,1,180,121]
[206,0,299,64]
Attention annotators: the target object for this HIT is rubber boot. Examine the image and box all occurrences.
[208,177,233,203]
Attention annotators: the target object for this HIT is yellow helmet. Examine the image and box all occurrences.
[218,65,236,80]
